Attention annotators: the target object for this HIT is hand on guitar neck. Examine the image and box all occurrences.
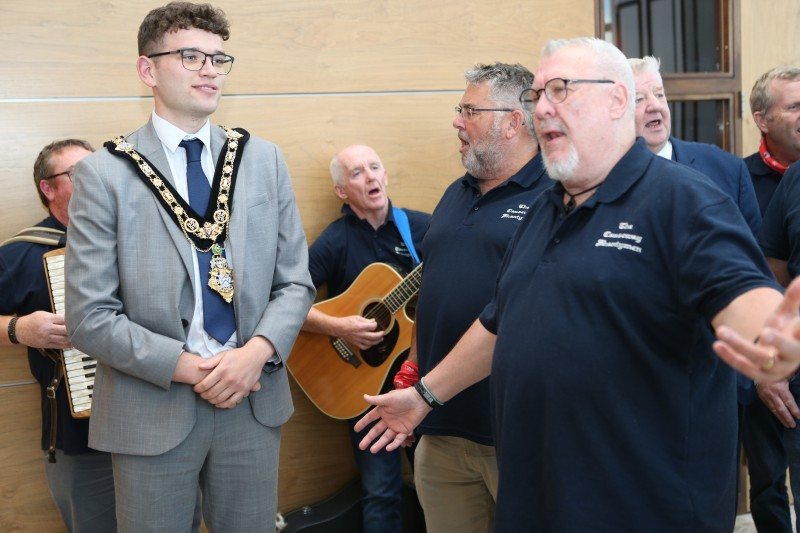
[304,307,385,350]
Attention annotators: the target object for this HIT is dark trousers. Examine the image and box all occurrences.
[742,396,792,533]
[348,418,403,533]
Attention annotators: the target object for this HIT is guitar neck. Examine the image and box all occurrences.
[383,262,423,313]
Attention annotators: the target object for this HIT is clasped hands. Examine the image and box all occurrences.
[175,336,273,409]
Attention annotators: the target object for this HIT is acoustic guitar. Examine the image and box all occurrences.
[287,262,423,419]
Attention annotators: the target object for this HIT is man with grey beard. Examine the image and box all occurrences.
[356,39,796,532]
[389,62,551,533]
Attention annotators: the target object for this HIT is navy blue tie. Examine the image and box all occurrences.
[180,138,236,344]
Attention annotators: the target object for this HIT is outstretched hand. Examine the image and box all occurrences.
[354,387,431,453]
[714,276,800,383]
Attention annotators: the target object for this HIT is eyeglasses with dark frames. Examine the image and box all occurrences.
[147,48,235,75]
[455,106,514,120]
[520,78,615,106]
[43,166,76,182]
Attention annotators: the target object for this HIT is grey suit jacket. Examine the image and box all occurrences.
[65,120,315,455]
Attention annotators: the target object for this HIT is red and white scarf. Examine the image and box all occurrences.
[759,136,790,175]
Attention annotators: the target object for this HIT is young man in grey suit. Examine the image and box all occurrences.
[64,2,315,531]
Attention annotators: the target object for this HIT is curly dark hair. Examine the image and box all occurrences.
[138,2,230,57]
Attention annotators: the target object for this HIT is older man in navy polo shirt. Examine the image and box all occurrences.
[302,144,430,533]
[354,38,800,533]
[400,62,547,533]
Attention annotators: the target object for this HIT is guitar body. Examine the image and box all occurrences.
[287,263,416,419]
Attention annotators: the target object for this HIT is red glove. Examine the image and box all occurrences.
[393,360,419,389]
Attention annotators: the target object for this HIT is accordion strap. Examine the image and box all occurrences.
[39,348,64,463]
[1,227,66,248]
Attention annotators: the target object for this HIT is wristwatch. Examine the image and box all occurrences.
[7,316,20,344]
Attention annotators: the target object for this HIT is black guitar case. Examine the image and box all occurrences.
[281,480,426,533]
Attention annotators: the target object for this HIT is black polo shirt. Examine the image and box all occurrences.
[745,151,784,215]
[760,162,800,277]
[416,154,552,446]
[481,139,777,532]
[0,215,92,454]
[308,201,430,297]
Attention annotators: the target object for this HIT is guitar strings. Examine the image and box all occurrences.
[359,268,422,327]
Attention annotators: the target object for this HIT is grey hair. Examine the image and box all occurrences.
[750,66,800,118]
[628,56,661,75]
[329,145,384,186]
[329,153,345,186]
[464,62,535,137]
[542,38,635,115]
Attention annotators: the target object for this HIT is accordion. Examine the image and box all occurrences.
[43,249,95,418]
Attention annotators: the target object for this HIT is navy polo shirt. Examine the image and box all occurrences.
[0,215,92,454]
[308,201,430,298]
[745,151,784,215]
[480,139,778,532]
[416,154,552,446]
[759,162,800,277]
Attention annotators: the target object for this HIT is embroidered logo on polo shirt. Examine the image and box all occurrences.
[594,221,643,253]
[500,203,531,221]
[394,242,411,258]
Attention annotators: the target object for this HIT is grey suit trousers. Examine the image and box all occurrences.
[112,398,280,533]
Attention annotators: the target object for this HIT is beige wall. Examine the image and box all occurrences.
[740,0,800,156]
[0,0,594,245]
[0,1,594,530]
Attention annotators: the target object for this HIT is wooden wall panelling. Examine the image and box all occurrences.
[0,346,34,385]
[740,0,800,155]
[0,0,596,529]
[278,378,359,514]
[0,93,467,244]
[1,0,589,99]
[216,93,467,240]
[0,98,152,245]
[0,384,64,532]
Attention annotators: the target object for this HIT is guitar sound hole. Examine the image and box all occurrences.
[363,302,391,331]
[361,302,398,367]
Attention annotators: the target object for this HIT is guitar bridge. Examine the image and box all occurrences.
[331,337,361,368]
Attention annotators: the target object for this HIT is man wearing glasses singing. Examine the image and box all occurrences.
[392,62,549,533]
[356,38,799,532]
[64,2,315,531]
[0,139,117,532]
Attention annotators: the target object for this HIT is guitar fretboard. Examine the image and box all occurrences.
[379,262,423,315]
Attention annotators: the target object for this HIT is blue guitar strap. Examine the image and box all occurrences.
[392,207,420,265]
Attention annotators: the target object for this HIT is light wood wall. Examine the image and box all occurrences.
[0,0,594,530]
[740,0,800,156]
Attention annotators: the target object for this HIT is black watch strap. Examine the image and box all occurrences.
[8,316,20,344]
[414,378,444,409]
